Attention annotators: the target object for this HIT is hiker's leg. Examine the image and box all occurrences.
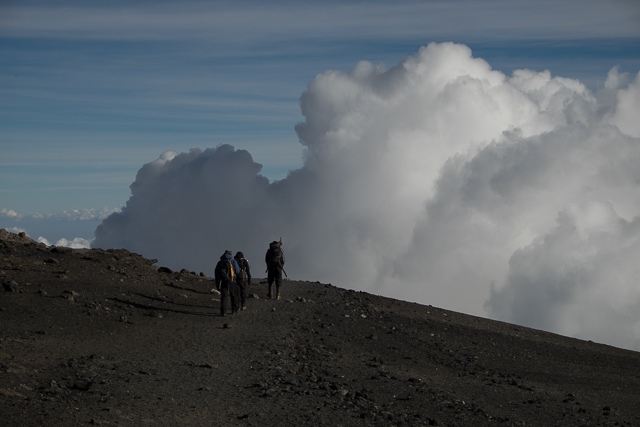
[230,282,239,313]
[267,270,274,298]
[220,282,229,315]
[275,270,282,299]
[238,281,247,307]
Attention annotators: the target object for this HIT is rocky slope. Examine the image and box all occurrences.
[1,229,639,426]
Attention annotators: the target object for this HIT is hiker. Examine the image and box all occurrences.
[214,250,240,316]
[234,251,252,311]
[265,239,285,300]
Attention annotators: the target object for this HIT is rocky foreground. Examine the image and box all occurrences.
[1,229,639,426]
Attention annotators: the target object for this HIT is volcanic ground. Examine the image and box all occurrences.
[1,229,639,426]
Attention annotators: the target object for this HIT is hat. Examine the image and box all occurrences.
[224,250,232,256]
[235,251,244,258]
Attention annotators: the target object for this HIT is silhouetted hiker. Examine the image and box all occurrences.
[265,239,285,300]
[214,250,240,316]
[234,251,251,311]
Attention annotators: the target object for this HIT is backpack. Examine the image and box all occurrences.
[234,257,248,284]
[237,265,248,284]
[215,259,235,283]
[267,243,284,270]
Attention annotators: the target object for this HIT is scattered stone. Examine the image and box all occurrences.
[0,388,25,398]
[2,280,20,292]
[249,294,259,299]
[63,290,79,300]
[51,246,71,254]
[70,380,93,391]
[44,258,59,264]
[158,267,173,274]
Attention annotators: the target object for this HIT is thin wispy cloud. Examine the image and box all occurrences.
[3,1,638,41]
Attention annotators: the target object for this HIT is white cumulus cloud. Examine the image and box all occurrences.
[1,208,21,219]
[93,42,640,350]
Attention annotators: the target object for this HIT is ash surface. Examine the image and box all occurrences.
[1,229,639,426]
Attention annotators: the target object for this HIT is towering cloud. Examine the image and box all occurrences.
[93,42,640,350]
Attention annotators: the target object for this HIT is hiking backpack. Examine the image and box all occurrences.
[237,265,248,284]
[215,259,235,283]
[267,243,284,270]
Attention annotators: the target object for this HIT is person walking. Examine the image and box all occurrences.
[214,250,240,316]
[234,251,251,311]
[265,239,285,300]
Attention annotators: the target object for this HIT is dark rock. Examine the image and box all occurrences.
[2,280,20,292]
[51,247,72,254]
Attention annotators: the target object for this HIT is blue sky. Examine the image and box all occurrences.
[1,0,639,231]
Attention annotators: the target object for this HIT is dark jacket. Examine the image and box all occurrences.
[215,252,240,286]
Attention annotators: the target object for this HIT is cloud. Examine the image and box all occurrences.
[1,207,119,249]
[486,201,640,349]
[1,208,21,219]
[38,236,92,249]
[93,42,640,350]
[4,226,28,235]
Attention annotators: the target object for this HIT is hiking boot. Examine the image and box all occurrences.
[276,296,281,301]
[242,306,247,311]
[221,313,226,317]
[267,293,272,299]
